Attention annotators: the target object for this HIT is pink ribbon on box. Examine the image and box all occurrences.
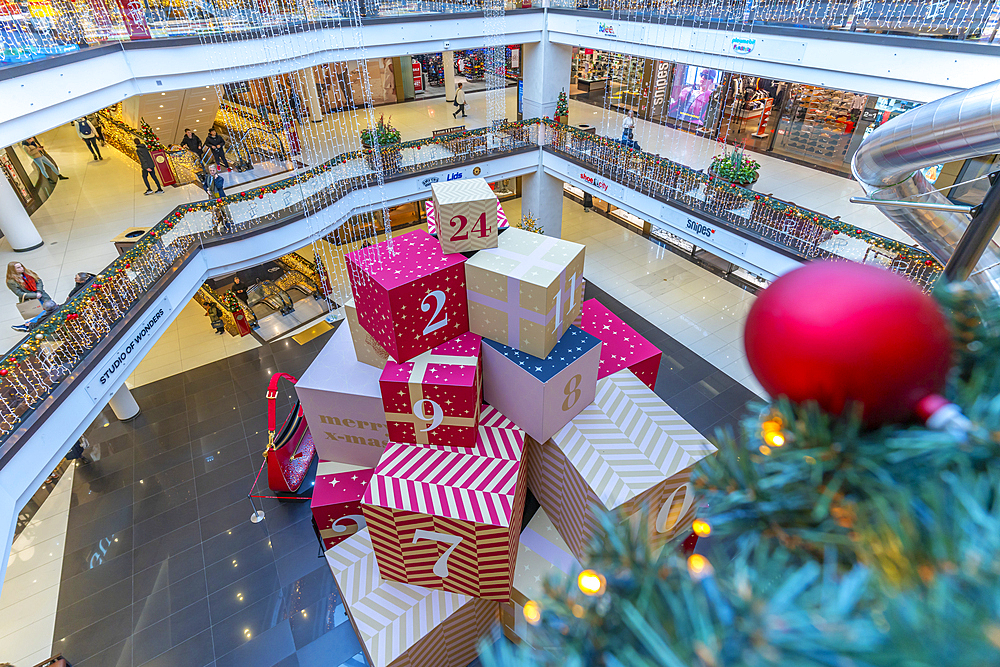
[467,237,575,348]
[384,349,479,443]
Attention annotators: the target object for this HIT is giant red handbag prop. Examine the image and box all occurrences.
[265,372,316,493]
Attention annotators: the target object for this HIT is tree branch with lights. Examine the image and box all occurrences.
[481,263,1000,667]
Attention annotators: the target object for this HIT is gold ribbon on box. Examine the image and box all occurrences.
[385,350,479,444]
[467,235,580,350]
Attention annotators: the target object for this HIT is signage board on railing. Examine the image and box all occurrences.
[85,296,172,401]
[659,205,749,258]
[576,168,624,199]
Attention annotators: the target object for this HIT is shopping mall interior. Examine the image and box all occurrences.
[1,2,999,667]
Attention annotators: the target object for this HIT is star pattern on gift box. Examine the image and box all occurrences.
[580,299,663,389]
[347,229,470,362]
[482,326,601,383]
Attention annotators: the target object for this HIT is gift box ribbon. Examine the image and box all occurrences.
[468,238,577,346]
[386,350,480,443]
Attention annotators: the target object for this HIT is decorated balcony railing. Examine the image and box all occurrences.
[3,0,997,67]
[0,121,539,447]
[555,0,1000,39]
[540,120,942,288]
[0,119,939,453]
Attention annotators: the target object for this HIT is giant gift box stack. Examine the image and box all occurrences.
[297,179,716,665]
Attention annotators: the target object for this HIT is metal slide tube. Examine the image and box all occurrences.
[851,79,1000,293]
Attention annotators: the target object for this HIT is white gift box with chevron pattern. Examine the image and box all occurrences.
[326,528,498,667]
[361,406,528,601]
[431,178,500,253]
[525,370,717,559]
[345,297,392,370]
[499,507,580,647]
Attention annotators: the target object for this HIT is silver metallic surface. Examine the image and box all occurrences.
[848,197,975,213]
[851,78,1000,292]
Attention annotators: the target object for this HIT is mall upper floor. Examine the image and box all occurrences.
[2,2,999,147]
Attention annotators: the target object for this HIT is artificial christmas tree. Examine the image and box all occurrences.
[479,265,1000,667]
[555,91,569,125]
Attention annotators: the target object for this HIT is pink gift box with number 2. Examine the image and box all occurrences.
[346,229,469,363]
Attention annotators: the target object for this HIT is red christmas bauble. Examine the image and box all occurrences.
[744,262,952,426]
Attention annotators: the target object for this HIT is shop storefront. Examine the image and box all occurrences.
[570,47,923,177]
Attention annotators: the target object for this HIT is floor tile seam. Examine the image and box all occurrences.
[192,442,220,667]
[1,552,67,591]
[203,560,280,628]
[130,595,208,661]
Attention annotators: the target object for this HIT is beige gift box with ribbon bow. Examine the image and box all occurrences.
[464,228,585,360]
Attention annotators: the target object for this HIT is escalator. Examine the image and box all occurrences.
[851,78,1000,293]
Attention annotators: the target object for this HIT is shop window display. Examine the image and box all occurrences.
[771,84,867,173]
[666,65,723,127]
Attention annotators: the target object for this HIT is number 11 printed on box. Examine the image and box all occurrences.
[346,229,471,363]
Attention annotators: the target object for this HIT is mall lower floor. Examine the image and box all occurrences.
[0,189,763,666]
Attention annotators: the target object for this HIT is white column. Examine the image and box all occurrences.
[109,384,140,421]
[443,51,456,102]
[521,40,572,120]
[297,69,324,123]
[522,170,565,239]
[0,176,43,252]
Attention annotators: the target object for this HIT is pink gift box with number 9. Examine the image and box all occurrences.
[346,229,470,363]
[379,332,483,448]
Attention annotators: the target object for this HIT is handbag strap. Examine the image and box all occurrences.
[266,372,298,448]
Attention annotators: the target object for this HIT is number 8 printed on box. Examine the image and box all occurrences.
[345,229,470,363]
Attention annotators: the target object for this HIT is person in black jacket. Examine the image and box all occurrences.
[133,138,163,195]
[67,272,96,300]
[204,129,231,170]
[180,128,203,155]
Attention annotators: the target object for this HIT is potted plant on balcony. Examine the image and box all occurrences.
[361,115,402,174]
[708,147,760,187]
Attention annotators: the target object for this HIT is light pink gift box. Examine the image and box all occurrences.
[481,325,602,444]
[296,322,388,468]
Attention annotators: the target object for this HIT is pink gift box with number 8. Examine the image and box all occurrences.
[346,229,470,363]
[379,332,483,448]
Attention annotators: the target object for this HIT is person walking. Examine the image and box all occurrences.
[133,138,163,195]
[21,136,67,184]
[204,129,231,170]
[206,303,225,334]
[64,436,91,465]
[6,262,50,304]
[76,117,103,160]
[453,82,468,119]
[180,128,203,154]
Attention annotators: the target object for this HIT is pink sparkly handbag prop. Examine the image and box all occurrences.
[262,372,316,494]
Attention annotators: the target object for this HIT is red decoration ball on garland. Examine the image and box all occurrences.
[743,262,952,427]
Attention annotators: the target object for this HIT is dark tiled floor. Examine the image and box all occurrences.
[52,284,758,666]
[54,330,368,667]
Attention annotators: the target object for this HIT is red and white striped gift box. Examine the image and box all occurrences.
[361,407,527,601]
